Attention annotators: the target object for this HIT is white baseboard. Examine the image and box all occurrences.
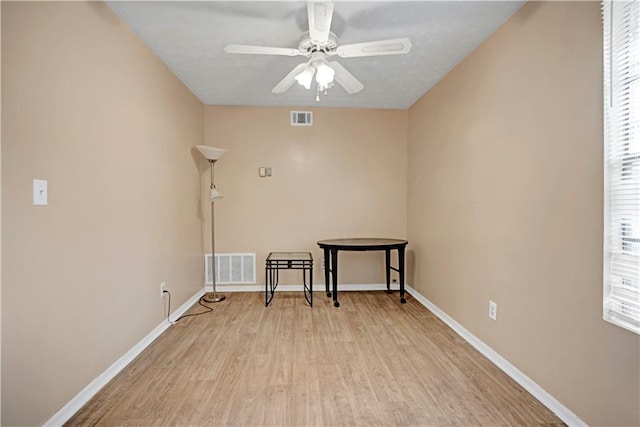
[44,288,206,427]
[208,283,401,293]
[404,285,587,427]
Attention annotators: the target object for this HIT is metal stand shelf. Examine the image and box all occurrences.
[265,252,313,307]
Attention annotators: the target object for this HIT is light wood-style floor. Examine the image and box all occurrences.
[67,292,564,426]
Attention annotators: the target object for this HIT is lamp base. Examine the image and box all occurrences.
[202,292,226,303]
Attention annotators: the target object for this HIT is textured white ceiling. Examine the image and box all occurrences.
[108,1,524,109]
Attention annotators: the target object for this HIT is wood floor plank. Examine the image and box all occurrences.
[66,291,565,426]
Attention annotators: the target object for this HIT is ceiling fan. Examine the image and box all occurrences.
[224,1,412,101]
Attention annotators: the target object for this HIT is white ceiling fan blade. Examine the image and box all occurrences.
[336,38,412,58]
[224,44,302,57]
[329,62,364,94]
[272,63,310,94]
[307,1,334,44]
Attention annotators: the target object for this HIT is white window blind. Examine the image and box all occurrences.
[603,0,640,335]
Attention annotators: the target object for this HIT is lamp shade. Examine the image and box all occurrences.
[295,66,315,90]
[209,188,223,202]
[196,145,227,161]
[315,63,335,87]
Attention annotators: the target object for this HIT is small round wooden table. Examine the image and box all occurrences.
[316,238,408,307]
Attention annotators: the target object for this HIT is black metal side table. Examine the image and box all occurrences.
[265,252,313,307]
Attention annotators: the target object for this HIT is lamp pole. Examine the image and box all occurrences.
[203,159,225,303]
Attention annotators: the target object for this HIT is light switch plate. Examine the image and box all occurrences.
[33,179,48,205]
[259,167,266,177]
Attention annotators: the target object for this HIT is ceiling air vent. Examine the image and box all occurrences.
[291,111,313,126]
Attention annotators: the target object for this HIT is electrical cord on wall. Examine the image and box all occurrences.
[163,290,214,324]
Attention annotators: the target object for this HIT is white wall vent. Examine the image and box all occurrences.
[205,253,256,285]
[291,111,313,126]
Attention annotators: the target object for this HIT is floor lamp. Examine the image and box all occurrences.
[196,145,227,303]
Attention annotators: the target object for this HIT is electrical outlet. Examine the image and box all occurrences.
[489,300,497,321]
[321,259,325,269]
[160,281,167,297]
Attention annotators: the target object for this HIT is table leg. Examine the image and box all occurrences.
[385,249,391,294]
[331,248,339,308]
[302,265,312,307]
[323,248,330,297]
[265,265,268,307]
[310,265,313,307]
[265,265,277,307]
[399,246,406,304]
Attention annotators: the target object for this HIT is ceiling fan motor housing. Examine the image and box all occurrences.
[298,31,338,55]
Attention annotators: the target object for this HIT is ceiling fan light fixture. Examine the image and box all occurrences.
[315,63,335,88]
[294,66,315,90]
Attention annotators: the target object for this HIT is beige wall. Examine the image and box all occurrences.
[204,106,407,287]
[1,2,204,425]
[408,2,640,426]
[0,2,3,422]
